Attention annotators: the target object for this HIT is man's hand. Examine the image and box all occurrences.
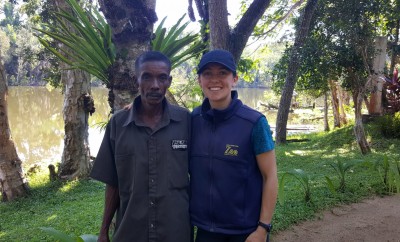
[97,232,110,242]
[245,227,267,242]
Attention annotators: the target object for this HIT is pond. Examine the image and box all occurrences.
[10,86,288,169]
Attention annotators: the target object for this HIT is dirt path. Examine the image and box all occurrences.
[272,195,400,242]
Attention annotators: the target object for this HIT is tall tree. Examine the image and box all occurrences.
[274,0,392,152]
[275,0,318,144]
[51,0,93,180]
[0,51,29,201]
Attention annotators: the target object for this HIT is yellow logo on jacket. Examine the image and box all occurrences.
[224,144,239,156]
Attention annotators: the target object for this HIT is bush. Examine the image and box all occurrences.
[377,113,400,138]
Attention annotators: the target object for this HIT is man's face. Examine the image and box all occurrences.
[137,61,172,106]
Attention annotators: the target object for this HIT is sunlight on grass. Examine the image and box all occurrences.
[284,151,294,157]
[46,214,58,222]
[336,148,351,154]
[59,180,79,193]
[291,150,307,156]
[28,171,50,188]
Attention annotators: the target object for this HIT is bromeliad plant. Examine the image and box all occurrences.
[152,14,205,69]
[278,169,313,205]
[35,2,205,86]
[34,0,115,84]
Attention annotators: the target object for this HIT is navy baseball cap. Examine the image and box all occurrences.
[197,49,237,74]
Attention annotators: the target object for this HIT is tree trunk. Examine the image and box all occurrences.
[55,0,92,180]
[323,91,330,132]
[329,80,341,128]
[275,0,318,144]
[208,0,229,50]
[337,85,347,125]
[58,70,93,180]
[389,19,399,79]
[0,52,29,202]
[99,0,157,112]
[208,0,272,62]
[352,88,371,154]
[369,36,387,115]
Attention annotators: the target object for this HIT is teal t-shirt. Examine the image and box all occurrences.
[251,116,275,155]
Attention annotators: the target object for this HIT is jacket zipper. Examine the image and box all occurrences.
[209,122,216,232]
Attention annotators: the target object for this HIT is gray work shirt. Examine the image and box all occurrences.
[90,97,191,242]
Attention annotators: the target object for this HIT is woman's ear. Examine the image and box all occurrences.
[232,74,239,87]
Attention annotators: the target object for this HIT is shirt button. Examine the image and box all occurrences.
[150,223,155,229]
[150,179,155,183]
[150,201,154,206]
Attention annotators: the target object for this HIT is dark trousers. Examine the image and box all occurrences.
[195,228,251,242]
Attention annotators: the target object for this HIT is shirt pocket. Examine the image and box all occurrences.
[115,153,136,193]
[168,150,189,189]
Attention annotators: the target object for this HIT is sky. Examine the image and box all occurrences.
[155,0,242,31]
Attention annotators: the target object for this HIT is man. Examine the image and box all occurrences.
[190,50,278,242]
[91,51,191,242]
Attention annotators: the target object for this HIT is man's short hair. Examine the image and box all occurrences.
[135,51,172,73]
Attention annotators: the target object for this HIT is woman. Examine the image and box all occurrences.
[190,49,278,242]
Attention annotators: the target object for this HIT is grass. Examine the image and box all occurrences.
[0,173,104,241]
[1,122,399,241]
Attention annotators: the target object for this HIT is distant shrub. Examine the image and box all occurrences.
[377,113,400,138]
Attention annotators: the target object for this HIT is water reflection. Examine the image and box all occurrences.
[8,87,270,169]
[8,87,110,169]
[9,87,64,168]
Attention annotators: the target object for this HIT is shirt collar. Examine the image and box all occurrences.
[123,95,182,128]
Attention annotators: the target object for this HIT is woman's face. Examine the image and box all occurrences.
[198,63,238,110]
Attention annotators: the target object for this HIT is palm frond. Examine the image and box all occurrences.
[152,14,206,69]
[33,0,115,85]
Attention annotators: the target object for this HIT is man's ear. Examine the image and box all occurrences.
[167,76,172,88]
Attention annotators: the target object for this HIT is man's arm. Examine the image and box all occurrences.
[246,150,278,242]
[98,184,120,242]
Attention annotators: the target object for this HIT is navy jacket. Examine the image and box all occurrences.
[190,91,264,234]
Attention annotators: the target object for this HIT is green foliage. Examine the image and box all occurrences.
[34,0,116,84]
[272,0,396,98]
[376,113,400,138]
[364,155,400,194]
[169,70,203,110]
[251,0,301,39]
[0,2,21,28]
[40,227,98,242]
[279,169,313,205]
[35,7,203,87]
[152,15,205,70]
[324,159,363,192]
[237,58,259,83]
